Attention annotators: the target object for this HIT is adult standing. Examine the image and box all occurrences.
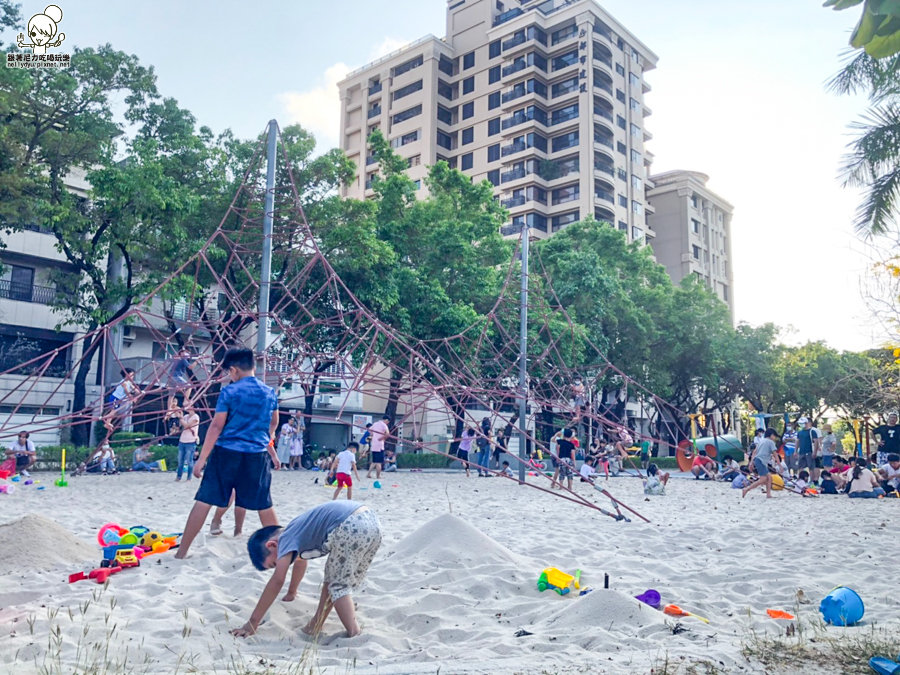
[176,404,200,482]
[366,415,389,479]
[275,417,295,469]
[796,417,820,482]
[872,413,900,467]
[6,431,36,476]
[743,428,780,498]
[820,423,840,470]
[476,418,492,477]
[782,422,798,476]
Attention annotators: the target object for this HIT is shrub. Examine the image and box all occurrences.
[396,453,454,469]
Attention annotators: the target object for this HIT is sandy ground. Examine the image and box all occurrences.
[1,468,899,675]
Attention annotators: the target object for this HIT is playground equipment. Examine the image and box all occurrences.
[55,448,68,487]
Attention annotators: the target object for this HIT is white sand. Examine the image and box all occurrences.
[1,471,899,674]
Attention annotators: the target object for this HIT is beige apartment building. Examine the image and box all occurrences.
[647,170,735,317]
[338,0,658,243]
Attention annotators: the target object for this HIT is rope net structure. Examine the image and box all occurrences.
[0,125,703,521]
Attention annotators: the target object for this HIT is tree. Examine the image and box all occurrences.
[825,0,900,58]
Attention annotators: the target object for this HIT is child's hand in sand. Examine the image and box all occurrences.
[231,621,257,638]
[282,592,296,602]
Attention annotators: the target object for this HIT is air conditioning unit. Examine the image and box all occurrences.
[317,394,334,406]
[122,326,136,343]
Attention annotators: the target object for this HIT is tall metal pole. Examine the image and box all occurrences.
[256,120,277,382]
[518,226,529,484]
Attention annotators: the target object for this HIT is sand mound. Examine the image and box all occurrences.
[388,513,521,565]
[540,589,668,633]
[0,514,97,574]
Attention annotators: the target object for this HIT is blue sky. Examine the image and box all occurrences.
[7,0,882,351]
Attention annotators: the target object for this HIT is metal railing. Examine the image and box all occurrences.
[367,107,381,119]
[502,87,526,103]
[595,190,615,203]
[594,80,613,95]
[552,190,580,205]
[503,34,527,50]
[368,82,382,96]
[551,109,578,125]
[493,7,524,26]
[501,195,526,208]
[594,107,613,122]
[501,167,527,183]
[594,162,614,176]
[0,280,56,305]
[551,27,577,46]
[594,136,614,149]
[22,223,54,235]
[594,51,612,68]
[501,141,526,156]
[365,156,377,165]
[502,61,527,77]
[500,224,520,236]
[552,81,579,98]
[365,180,374,190]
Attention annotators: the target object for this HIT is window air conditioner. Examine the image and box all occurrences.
[317,394,333,406]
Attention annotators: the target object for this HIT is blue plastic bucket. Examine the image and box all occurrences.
[819,587,864,626]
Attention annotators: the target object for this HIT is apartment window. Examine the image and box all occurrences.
[527,212,548,232]
[489,65,501,84]
[618,221,628,232]
[552,77,579,99]
[390,129,421,147]
[552,183,579,205]
[393,55,424,77]
[439,56,455,76]
[489,40,501,58]
[616,88,625,102]
[551,24,578,45]
[487,143,500,162]
[617,115,626,130]
[691,218,700,234]
[528,132,548,152]
[632,226,644,242]
[617,38,624,50]
[630,123,641,138]
[407,154,421,167]
[723,285,729,302]
[437,106,453,125]
[617,167,627,181]
[462,102,475,120]
[462,127,474,145]
[630,149,642,163]
[393,104,422,124]
[618,194,627,207]
[616,141,626,156]
[551,49,578,71]
[488,91,501,109]
[631,174,642,190]
[393,80,423,100]
[461,152,474,170]
[631,50,641,65]
[552,130,579,152]
[629,73,640,87]
[488,117,501,136]
[438,80,455,100]
[615,63,625,76]
[551,103,579,125]
[463,51,475,70]
[632,200,643,215]
[1,264,35,301]
[691,195,699,209]
[463,76,475,94]
[437,131,453,150]
[552,210,580,231]
[630,97,640,111]
[692,245,700,260]
[487,169,500,186]
[414,179,422,189]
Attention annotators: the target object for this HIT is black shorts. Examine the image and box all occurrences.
[457,450,469,462]
[194,446,273,511]
[15,454,31,467]
[371,451,385,464]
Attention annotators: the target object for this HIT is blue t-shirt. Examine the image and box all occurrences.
[797,428,819,455]
[277,501,361,561]
[215,377,278,453]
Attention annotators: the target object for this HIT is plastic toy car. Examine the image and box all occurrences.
[115,549,140,568]
[537,567,575,595]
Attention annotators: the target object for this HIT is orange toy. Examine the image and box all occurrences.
[766,609,795,620]
[664,604,710,624]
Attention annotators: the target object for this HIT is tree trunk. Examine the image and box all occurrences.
[301,360,334,448]
[71,329,102,448]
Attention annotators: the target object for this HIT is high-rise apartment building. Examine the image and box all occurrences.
[338,0,658,243]
[647,170,735,317]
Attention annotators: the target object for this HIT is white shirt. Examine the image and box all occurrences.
[579,463,595,480]
[881,463,900,488]
[335,449,356,475]
[112,379,136,400]
[9,439,35,454]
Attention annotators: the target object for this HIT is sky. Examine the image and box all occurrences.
[5,0,887,351]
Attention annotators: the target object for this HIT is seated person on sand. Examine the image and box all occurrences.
[773,455,790,478]
[731,466,751,490]
[820,470,839,494]
[643,463,669,495]
[501,460,515,478]
[877,453,900,494]
[691,449,717,480]
[383,449,397,472]
[794,470,810,491]
[847,461,885,499]
[6,431,36,476]
[85,443,118,475]
[719,454,741,482]
[132,445,161,472]
[232,501,382,639]
[829,456,851,489]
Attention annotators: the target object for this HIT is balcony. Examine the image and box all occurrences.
[594,80,613,95]
[594,135,614,149]
[493,7,524,26]
[552,189,579,206]
[367,107,381,119]
[501,167,527,183]
[593,106,613,122]
[22,223,54,235]
[368,82,382,96]
[551,109,578,126]
[594,189,614,204]
[503,87,527,103]
[365,179,374,190]
[503,34,527,51]
[0,280,56,305]
[594,161,614,177]
[502,61,527,77]
[502,109,547,130]
[593,50,612,68]
[501,195,526,208]
[365,155,377,165]
[501,141,527,156]
[551,27,577,46]
[552,81,579,99]
[500,224,521,236]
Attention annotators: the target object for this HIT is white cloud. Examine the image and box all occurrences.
[276,63,351,151]
[276,37,410,152]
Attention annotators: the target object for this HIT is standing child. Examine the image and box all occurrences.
[232,501,381,639]
[176,404,200,482]
[289,419,304,470]
[367,415,390,479]
[175,347,280,559]
[743,428,780,498]
[457,428,475,477]
[332,442,362,500]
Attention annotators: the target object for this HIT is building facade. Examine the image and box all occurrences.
[646,170,735,317]
[338,0,658,244]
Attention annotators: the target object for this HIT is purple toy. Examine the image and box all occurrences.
[635,589,661,609]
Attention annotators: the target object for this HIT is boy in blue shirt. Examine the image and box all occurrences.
[175,347,280,558]
[232,501,382,639]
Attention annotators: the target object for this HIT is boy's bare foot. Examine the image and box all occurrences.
[233,528,242,537]
[282,592,296,602]
[300,623,316,636]
[741,487,749,498]
[209,522,223,536]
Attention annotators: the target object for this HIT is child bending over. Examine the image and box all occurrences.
[233,501,381,639]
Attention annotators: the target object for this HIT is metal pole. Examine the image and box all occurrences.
[518,226,529,484]
[257,120,277,382]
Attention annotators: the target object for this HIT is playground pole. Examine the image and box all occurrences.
[517,225,529,484]
[257,120,277,381]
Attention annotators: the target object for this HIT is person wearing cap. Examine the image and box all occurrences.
[782,422,798,476]
[873,413,900,467]
[796,417,820,482]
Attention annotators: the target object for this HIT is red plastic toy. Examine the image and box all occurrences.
[68,566,122,584]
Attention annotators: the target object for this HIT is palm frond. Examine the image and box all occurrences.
[827,49,900,102]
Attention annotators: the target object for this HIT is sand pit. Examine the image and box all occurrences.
[537,588,669,640]
[0,514,96,574]
[387,512,523,566]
